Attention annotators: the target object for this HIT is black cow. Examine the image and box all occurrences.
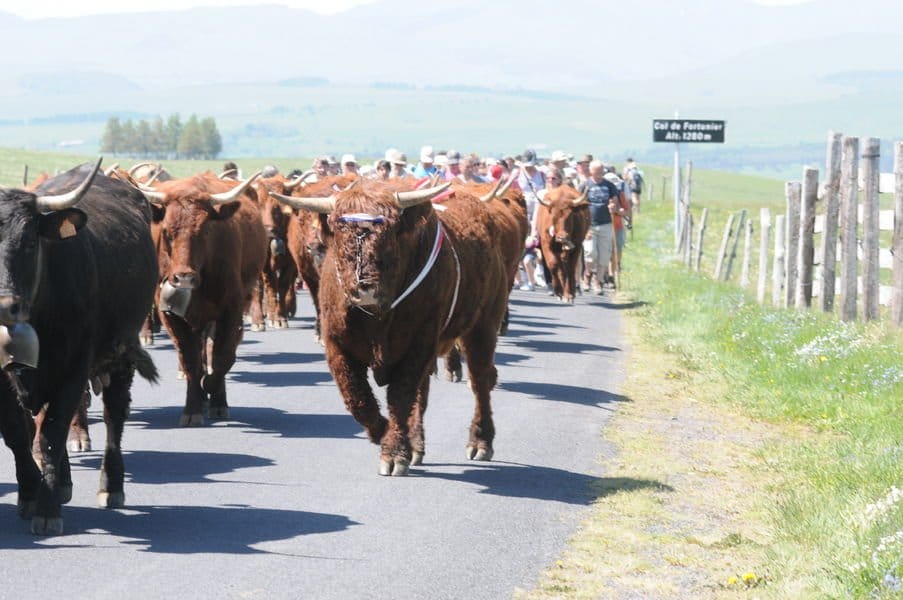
[0,159,159,535]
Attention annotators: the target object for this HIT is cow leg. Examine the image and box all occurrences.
[499,306,510,336]
[31,375,85,535]
[460,323,499,462]
[407,375,430,466]
[249,277,266,332]
[284,274,297,318]
[66,389,91,452]
[444,344,463,382]
[164,315,205,426]
[98,359,134,508]
[263,269,280,329]
[0,387,41,520]
[381,354,434,477]
[205,315,242,420]
[325,347,387,447]
[307,277,322,343]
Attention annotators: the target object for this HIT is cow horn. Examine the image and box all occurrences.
[103,163,120,176]
[394,182,452,209]
[496,170,517,197]
[144,167,162,186]
[218,168,238,180]
[282,170,316,190]
[35,156,102,212]
[209,171,262,206]
[343,179,359,192]
[270,192,335,214]
[128,162,155,177]
[480,179,503,202]
[141,189,167,205]
[572,187,589,206]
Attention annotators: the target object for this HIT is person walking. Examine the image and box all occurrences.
[622,157,644,212]
[579,160,619,294]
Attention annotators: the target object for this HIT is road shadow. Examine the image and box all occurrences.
[0,482,16,498]
[507,317,583,330]
[73,450,275,485]
[230,370,334,387]
[238,351,323,366]
[498,381,628,407]
[418,461,671,505]
[0,504,357,554]
[605,301,648,310]
[511,338,619,355]
[126,406,358,440]
[493,351,530,366]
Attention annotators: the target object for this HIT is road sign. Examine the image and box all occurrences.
[654,119,725,143]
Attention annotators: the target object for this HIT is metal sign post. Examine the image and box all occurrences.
[653,117,726,250]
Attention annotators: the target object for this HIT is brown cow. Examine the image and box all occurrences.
[140,173,267,425]
[535,186,590,303]
[284,175,357,341]
[272,180,508,476]
[253,174,307,330]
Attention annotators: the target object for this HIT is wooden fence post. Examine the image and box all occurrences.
[784,182,802,307]
[694,207,708,272]
[684,213,694,267]
[22,165,28,187]
[796,167,818,308]
[757,208,771,303]
[773,215,786,307]
[893,141,903,327]
[820,131,842,313]
[840,136,859,322]
[724,210,747,281]
[741,217,753,288]
[714,213,735,280]
[861,137,880,321]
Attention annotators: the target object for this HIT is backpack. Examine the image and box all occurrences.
[629,169,644,194]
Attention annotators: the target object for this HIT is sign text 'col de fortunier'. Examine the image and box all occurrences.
[653,119,726,143]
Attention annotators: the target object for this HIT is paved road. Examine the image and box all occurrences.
[0,288,626,599]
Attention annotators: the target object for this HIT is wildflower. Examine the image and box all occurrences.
[742,572,757,584]
[556,560,563,569]
[882,572,901,592]
[727,576,738,585]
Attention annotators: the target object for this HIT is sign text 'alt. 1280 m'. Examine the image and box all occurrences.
[653,119,726,143]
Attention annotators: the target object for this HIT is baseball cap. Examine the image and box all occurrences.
[446,150,461,165]
[520,149,537,167]
[551,150,567,163]
[420,145,434,163]
[391,151,407,166]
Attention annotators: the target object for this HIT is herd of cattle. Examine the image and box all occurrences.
[0,159,593,535]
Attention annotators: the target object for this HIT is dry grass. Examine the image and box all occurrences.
[516,297,799,599]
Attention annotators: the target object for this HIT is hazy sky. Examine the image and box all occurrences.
[0,0,814,20]
[0,0,378,20]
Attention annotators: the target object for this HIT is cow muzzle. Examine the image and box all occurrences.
[0,322,39,369]
[160,281,192,318]
[0,295,28,326]
[349,286,380,308]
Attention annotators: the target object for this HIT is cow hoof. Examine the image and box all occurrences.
[140,334,154,347]
[17,498,36,519]
[411,451,424,466]
[31,516,64,536]
[67,438,91,453]
[250,323,265,332]
[208,406,230,420]
[179,413,205,427]
[378,458,410,476]
[277,319,288,329]
[59,484,73,505]
[98,491,125,508]
[466,445,494,461]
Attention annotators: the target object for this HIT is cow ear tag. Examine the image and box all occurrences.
[59,218,77,239]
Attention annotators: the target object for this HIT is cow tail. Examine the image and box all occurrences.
[129,346,159,384]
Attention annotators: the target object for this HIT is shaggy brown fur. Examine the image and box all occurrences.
[536,186,590,303]
[318,180,508,475]
[152,174,267,425]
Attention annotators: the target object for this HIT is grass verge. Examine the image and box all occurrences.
[519,195,902,599]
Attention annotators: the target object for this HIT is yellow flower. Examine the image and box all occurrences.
[742,572,756,583]
[556,560,564,569]
[727,576,738,585]
[819,355,828,362]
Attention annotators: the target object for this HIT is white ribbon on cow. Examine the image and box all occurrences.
[390,220,444,309]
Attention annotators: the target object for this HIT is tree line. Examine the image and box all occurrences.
[100,114,222,159]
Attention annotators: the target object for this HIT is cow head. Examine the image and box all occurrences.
[142,173,259,315]
[537,186,588,252]
[0,158,101,367]
[271,181,450,313]
[257,176,292,261]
